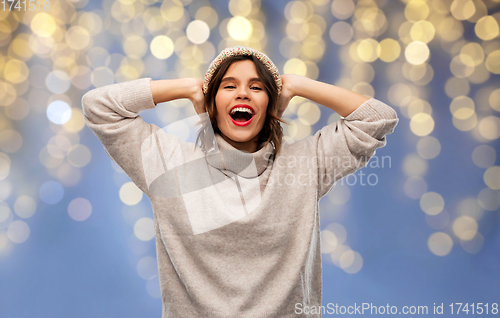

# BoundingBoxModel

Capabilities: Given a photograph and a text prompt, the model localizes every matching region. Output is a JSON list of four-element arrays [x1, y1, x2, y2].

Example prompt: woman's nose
[[236, 87, 250, 100]]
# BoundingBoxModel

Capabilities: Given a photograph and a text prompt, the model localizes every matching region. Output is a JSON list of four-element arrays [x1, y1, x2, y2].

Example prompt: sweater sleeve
[[316, 98, 399, 198], [81, 77, 159, 196]]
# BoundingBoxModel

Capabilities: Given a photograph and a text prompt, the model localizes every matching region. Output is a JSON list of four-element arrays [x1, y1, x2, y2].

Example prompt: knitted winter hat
[[203, 46, 282, 96]]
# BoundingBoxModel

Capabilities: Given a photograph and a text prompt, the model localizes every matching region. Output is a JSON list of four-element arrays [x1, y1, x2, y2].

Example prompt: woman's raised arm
[[279, 74, 369, 117], [81, 77, 203, 196], [151, 78, 206, 115], [278, 74, 399, 198]]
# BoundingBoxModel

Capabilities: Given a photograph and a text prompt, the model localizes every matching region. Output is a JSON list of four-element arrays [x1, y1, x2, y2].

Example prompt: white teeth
[[230, 107, 254, 115]]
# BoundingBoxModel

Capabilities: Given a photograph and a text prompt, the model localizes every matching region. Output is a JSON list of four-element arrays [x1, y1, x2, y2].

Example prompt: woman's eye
[[224, 86, 235, 89], [251, 87, 263, 90]]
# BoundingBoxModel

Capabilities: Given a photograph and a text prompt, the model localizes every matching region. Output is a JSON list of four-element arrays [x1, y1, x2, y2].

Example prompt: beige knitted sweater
[[81, 77, 399, 317]]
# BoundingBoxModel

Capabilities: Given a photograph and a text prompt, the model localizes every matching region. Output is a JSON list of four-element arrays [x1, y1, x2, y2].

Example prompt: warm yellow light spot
[[489, 88, 500, 112], [78, 12, 104, 35], [410, 20, 435, 43], [10, 34, 33, 60], [456, 197, 483, 220], [67, 144, 91, 168], [398, 21, 414, 45], [310, 0, 329, 5], [285, 22, 306, 41], [460, 231, 484, 254], [321, 230, 338, 253], [123, 35, 148, 59], [0, 81, 17, 107], [450, 0, 476, 20], [477, 187, 500, 211], [65, 26, 91, 51], [228, 0, 252, 17], [452, 113, 477, 131], [402, 153, 428, 177], [402, 62, 432, 84], [284, 58, 307, 76], [285, 1, 310, 23], [377, 38, 400, 62], [327, 184, 350, 205], [298, 102, 321, 125], [186, 20, 210, 44], [111, 1, 136, 23], [117, 63, 140, 81], [31, 12, 57, 37], [460, 42, 484, 67], [387, 83, 413, 107], [285, 119, 311, 141], [330, 22, 353, 45], [227, 16, 252, 40], [404, 0, 429, 22], [485, 50, 500, 74], [14, 195, 37, 219], [3, 59, 28, 84], [450, 55, 475, 78], [484, 166, 500, 190], [416, 136, 441, 159], [0, 152, 10, 181], [150, 36, 174, 60], [46, 135, 72, 159], [340, 250, 363, 274], [301, 39, 325, 61], [357, 39, 378, 62], [405, 41, 429, 65], [62, 108, 85, 134], [475, 16, 499, 41], [450, 96, 475, 120], [0, 19, 13, 43], [410, 113, 434, 136], [161, 3, 184, 22], [331, 0, 355, 20], [428, 232, 453, 256], [453, 216, 478, 241], [195, 6, 219, 29], [478, 116, 500, 140], [119, 182, 143, 206], [420, 191, 445, 215], [472, 145, 496, 169], [438, 17, 463, 42], [134, 217, 155, 241], [0, 129, 23, 153]]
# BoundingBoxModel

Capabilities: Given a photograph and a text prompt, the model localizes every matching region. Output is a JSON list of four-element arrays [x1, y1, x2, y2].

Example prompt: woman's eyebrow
[[221, 77, 262, 83]]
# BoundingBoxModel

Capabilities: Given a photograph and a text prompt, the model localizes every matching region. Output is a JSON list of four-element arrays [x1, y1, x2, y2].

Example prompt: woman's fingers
[[276, 75, 295, 117], [188, 79, 206, 115]]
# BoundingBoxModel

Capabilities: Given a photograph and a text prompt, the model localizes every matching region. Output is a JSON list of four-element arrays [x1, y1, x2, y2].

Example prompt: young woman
[[82, 46, 399, 317]]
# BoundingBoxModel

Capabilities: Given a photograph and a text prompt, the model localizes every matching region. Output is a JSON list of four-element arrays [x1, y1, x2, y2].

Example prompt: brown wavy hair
[[195, 55, 288, 156]]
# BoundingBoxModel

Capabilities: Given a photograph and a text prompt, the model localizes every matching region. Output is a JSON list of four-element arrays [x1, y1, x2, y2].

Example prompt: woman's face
[[215, 60, 269, 150]]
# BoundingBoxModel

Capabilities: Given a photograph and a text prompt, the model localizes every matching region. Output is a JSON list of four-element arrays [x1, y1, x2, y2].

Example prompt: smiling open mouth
[[230, 110, 254, 122], [229, 107, 254, 126]]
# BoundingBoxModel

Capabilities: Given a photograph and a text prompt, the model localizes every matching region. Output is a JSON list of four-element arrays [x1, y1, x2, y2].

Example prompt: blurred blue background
[[0, 0, 499, 317]]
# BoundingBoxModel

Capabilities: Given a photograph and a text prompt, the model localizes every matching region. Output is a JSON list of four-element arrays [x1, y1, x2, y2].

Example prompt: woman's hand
[[276, 74, 302, 118], [189, 78, 207, 116], [151, 78, 207, 114]]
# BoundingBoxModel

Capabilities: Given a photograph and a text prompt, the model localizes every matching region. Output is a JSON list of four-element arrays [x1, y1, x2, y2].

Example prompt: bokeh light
[[46, 101, 72, 125], [67, 197, 92, 221], [427, 232, 453, 256], [134, 217, 155, 241]]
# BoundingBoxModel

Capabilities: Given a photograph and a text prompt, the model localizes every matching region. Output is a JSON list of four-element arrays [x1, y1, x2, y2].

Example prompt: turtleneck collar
[[204, 132, 275, 179]]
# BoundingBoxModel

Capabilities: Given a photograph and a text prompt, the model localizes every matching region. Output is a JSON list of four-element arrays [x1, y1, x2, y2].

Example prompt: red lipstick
[[229, 104, 255, 127]]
